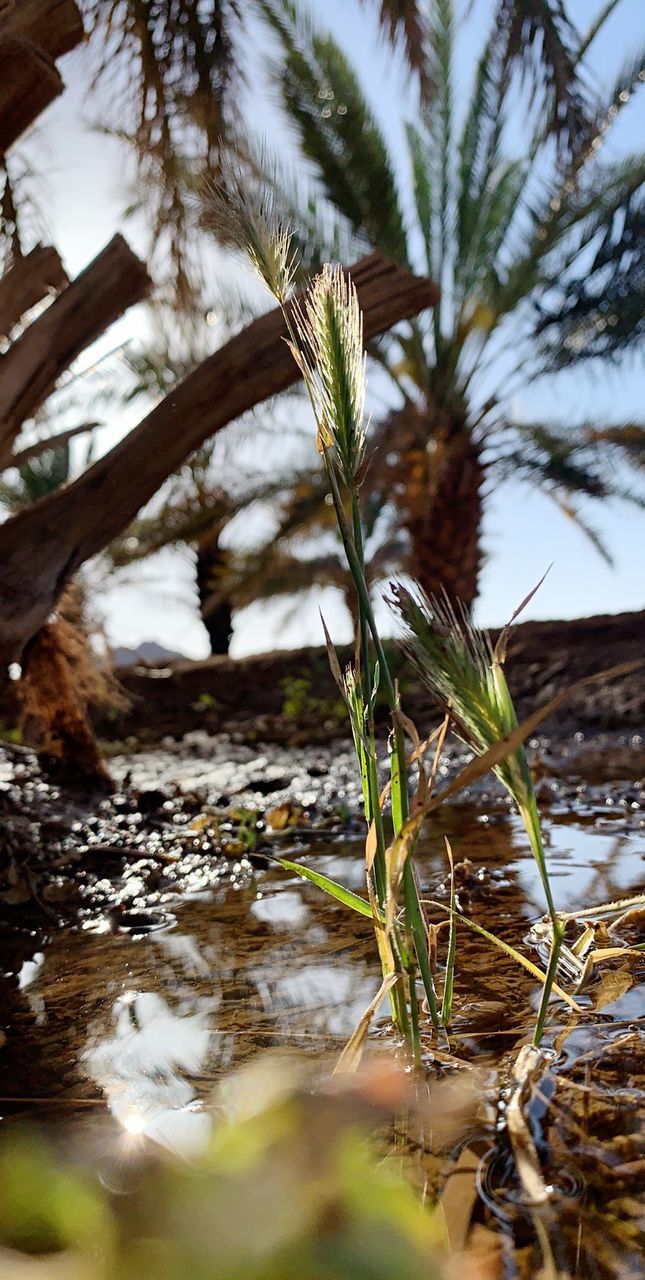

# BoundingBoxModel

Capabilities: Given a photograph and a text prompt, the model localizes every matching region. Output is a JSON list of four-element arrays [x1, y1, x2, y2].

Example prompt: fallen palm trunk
[[0, 0, 83, 153], [0, 41, 64, 156], [1, 0, 83, 61], [0, 234, 151, 464], [0, 253, 438, 672], [0, 245, 68, 337]]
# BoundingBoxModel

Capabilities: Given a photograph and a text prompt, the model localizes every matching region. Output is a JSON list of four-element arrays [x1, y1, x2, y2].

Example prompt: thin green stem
[[533, 919, 566, 1046], [520, 796, 559, 926], [407, 965, 422, 1066]]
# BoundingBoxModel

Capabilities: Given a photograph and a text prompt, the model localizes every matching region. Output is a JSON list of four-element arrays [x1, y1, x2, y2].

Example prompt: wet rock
[[136, 788, 172, 813]]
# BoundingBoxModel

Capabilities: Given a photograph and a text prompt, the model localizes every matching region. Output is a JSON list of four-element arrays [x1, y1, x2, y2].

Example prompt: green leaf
[[259, 0, 408, 264], [272, 856, 375, 919]]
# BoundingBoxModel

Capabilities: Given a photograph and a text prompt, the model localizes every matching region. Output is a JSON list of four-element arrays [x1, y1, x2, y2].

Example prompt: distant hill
[[111, 641, 188, 667]]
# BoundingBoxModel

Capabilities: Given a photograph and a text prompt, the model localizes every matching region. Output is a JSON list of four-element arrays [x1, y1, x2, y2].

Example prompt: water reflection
[[0, 803, 641, 1145], [83, 990, 212, 1156]]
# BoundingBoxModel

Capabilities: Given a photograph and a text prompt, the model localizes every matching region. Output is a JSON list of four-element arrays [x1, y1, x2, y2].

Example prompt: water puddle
[[0, 736, 643, 1276], [1, 807, 642, 1142]]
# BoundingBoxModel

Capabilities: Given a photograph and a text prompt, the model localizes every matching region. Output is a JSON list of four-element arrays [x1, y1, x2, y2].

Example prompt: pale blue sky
[[14, 0, 645, 657]]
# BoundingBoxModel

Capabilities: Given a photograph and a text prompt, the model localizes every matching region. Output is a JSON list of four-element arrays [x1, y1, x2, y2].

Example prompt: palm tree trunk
[[401, 424, 484, 609], [195, 528, 233, 656]]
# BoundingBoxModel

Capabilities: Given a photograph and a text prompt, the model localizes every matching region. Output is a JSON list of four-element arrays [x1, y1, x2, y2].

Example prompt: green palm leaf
[[258, 0, 408, 264]]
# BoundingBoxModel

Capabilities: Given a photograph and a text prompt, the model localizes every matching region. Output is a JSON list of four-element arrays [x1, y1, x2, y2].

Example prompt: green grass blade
[[272, 856, 375, 919], [423, 900, 581, 1015], [390, 746, 406, 835], [532, 920, 566, 1046]]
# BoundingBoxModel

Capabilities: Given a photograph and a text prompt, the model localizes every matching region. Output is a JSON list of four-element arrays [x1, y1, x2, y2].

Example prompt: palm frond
[[582, 423, 645, 470], [258, 0, 408, 264], [456, 160, 527, 328], [597, 41, 645, 135], [360, 0, 431, 93], [547, 493, 613, 566], [405, 122, 435, 278], [0, 445, 71, 510], [84, 0, 245, 309], [497, 0, 591, 156], [501, 426, 610, 499], [535, 182, 645, 366], [576, 0, 622, 63], [456, 14, 511, 274], [226, 546, 353, 609], [495, 421, 645, 523], [484, 148, 645, 327], [428, 0, 454, 310]]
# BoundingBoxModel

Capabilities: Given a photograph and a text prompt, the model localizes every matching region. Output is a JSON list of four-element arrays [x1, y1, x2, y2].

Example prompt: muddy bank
[[94, 609, 644, 745], [1, 724, 643, 922]]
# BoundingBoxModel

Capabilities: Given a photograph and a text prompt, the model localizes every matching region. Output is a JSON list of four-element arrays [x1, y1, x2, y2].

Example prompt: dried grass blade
[[507, 1045, 550, 1205], [333, 972, 399, 1074], [441, 839, 457, 1026], [494, 568, 552, 663]]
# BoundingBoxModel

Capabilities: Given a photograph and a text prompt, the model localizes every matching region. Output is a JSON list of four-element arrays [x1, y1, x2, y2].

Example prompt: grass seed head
[[294, 265, 367, 486], [389, 584, 533, 808], [204, 159, 296, 304]]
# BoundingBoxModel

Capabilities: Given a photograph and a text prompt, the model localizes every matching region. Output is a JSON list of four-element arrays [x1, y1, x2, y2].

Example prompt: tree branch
[[0, 252, 438, 665], [0, 244, 68, 335], [0, 234, 150, 463]]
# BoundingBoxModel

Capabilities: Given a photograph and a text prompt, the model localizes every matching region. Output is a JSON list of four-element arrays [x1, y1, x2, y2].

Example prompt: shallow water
[[0, 734, 643, 1276], [1, 807, 642, 1136]]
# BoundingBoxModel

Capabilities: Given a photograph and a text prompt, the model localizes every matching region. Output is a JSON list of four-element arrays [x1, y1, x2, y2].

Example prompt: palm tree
[[253, 0, 644, 607], [76, 0, 598, 313], [108, 445, 395, 651], [213, 473, 409, 636]]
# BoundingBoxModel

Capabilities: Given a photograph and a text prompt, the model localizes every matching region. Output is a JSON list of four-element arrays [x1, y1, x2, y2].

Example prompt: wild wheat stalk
[[391, 585, 564, 1045], [207, 173, 438, 1053]]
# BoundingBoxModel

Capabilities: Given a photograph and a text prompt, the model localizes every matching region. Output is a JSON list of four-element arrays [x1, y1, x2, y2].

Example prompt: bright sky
[[14, 0, 645, 658]]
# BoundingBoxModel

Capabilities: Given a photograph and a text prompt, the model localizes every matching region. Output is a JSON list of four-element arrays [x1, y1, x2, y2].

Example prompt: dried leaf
[[266, 805, 291, 831], [592, 965, 634, 1012], [189, 813, 211, 832], [319, 611, 345, 696], [365, 819, 377, 872], [438, 1145, 480, 1251]]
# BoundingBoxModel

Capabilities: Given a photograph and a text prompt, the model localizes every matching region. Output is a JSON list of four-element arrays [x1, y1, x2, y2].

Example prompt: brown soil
[[91, 609, 644, 745]]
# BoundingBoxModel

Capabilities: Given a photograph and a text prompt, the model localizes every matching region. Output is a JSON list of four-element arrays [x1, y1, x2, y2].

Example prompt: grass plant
[[390, 586, 565, 1044], [206, 171, 635, 1055], [208, 174, 439, 1058]]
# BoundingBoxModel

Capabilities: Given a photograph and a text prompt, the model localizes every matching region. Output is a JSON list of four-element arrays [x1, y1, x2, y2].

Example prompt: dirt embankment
[[89, 610, 644, 746]]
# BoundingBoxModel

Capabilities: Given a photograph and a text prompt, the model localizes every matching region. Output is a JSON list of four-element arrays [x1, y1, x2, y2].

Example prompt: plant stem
[[349, 481, 439, 1030], [519, 794, 565, 1042], [532, 919, 565, 1046]]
